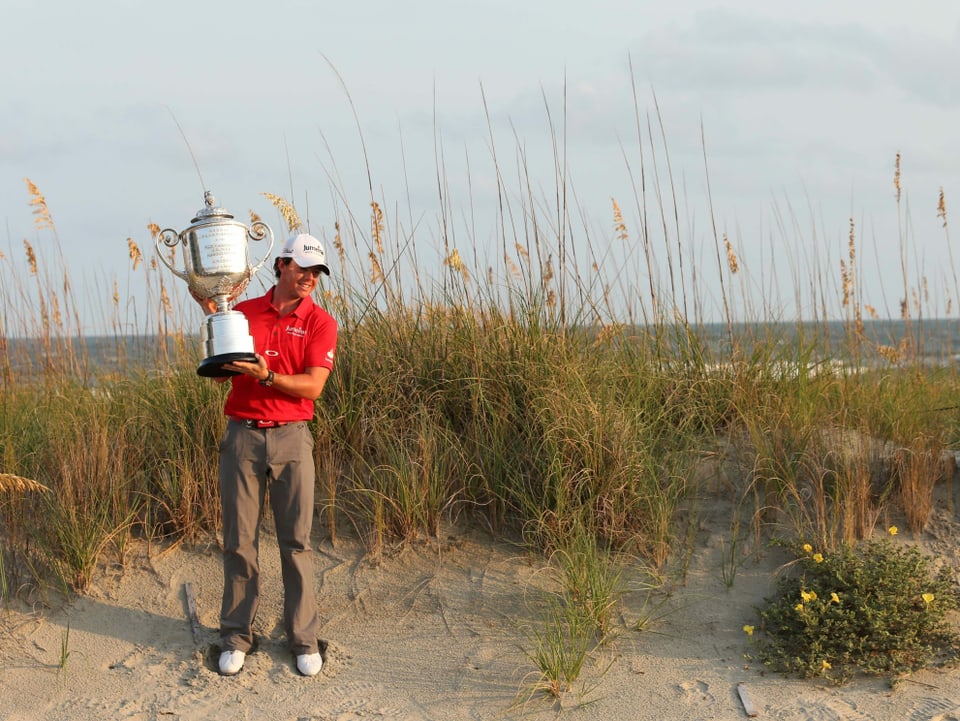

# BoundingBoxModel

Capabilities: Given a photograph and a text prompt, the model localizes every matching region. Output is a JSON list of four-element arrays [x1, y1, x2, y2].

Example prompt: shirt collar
[[267, 286, 315, 319]]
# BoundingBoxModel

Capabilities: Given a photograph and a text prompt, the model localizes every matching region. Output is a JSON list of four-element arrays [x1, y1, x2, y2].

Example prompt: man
[[198, 232, 337, 677]]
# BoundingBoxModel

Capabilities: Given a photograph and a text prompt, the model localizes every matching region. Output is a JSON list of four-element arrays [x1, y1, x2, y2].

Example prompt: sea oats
[[938, 188, 947, 228], [444, 248, 469, 283], [147, 222, 161, 240], [0, 473, 50, 494], [160, 282, 172, 314], [877, 344, 900, 364], [368, 251, 384, 283], [894, 152, 901, 202], [333, 221, 345, 264], [127, 237, 142, 270], [371, 201, 384, 254], [261, 192, 302, 232], [848, 218, 856, 267], [612, 198, 628, 241], [840, 259, 851, 307], [25, 178, 54, 231], [724, 234, 739, 274], [24, 240, 38, 274], [594, 323, 625, 347], [542, 257, 554, 286]]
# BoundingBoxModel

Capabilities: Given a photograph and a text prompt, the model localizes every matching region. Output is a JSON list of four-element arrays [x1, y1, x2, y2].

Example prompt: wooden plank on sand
[[737, 683, 758, 717]]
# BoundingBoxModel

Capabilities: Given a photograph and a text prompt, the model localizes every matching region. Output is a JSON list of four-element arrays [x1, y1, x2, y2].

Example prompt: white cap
[[280, 233, 330, 275]]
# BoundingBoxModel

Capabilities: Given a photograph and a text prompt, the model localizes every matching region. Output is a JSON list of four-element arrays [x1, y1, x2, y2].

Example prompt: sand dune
[[4, 493, 960, 721]]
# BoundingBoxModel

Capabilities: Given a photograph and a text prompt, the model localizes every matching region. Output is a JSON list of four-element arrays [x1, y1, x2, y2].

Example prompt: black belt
[[230, 417, 290, 429]]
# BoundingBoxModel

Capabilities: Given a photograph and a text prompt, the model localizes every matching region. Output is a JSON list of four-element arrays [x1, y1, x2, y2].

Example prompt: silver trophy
[[157, 191, 274, 377]]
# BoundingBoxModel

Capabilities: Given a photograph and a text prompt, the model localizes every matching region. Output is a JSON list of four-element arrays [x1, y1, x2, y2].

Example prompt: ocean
[[2, 318, 959, 380]]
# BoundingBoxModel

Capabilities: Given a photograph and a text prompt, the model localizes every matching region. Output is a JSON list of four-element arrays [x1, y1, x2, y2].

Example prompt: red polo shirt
[[224, 287, 338, 422]]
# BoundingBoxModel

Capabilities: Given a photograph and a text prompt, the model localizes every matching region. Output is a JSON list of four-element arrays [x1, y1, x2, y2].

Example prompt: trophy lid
[[191, 190, 235, 223]]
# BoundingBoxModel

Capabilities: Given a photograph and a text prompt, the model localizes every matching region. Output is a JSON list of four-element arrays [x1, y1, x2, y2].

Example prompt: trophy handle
[[155, 228, 190, 282], [246, 221, 275, 275]]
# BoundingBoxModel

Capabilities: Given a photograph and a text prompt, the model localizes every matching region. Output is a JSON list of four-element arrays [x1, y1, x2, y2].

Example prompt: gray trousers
[[218, 420, 319, 655]]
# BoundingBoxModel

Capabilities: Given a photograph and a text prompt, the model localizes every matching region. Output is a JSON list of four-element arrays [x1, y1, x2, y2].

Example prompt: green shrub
[[752, 532, 960, 684]]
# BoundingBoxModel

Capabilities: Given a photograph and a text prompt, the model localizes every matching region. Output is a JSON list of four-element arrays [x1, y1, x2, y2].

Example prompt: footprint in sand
[[677, 679, 715, 704], [771, 695, 873, 721], [908, 696, 960, 721]]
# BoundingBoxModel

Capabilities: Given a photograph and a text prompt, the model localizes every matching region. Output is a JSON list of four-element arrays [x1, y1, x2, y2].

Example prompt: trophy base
[[198, 310, 257, 377], [197, 352, 258, 378]]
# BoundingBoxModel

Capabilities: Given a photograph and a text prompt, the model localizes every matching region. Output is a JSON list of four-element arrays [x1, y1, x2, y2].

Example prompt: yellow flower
[[831, 592, 840, 604], [813, 553, 824, 563], [795, 603, 804, 612], [801, 590, 818, 602], [888, 526, 898, 536], [821, 659, 832, 670], [922, 593, 935, 604], [743, 625, 754, 636], [802, 543, 813, 553]]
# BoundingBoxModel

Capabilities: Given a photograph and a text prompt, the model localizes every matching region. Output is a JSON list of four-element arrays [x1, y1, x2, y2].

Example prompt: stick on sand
[[184, 583, 202, 645]]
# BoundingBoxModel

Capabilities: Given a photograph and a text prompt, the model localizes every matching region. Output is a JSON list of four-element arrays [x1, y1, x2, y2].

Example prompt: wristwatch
[[259, 370, 275, 387]]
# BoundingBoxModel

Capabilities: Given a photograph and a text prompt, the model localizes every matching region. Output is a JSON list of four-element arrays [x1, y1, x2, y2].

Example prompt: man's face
[[278, 259, 323, 299]]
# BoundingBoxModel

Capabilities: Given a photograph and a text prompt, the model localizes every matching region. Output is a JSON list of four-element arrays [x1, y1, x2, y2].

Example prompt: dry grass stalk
[[371, 201, 384, 254], [894, 152, 901, 202], [893, 441, 940, 533], [444, 248, 469, 283], [51, 293, 62, 326], [127, 238, 142, 270], [612, 198, 628, 241], [369, 252, 384, 283], [23, 240, 38, 274], [332, 221, 345, 266], [160, 282, 172, 315], [724, 234, 739, 274], [261, 192, 302, 233], [25, 178, 54, 231], [0, 473, 50, 494]]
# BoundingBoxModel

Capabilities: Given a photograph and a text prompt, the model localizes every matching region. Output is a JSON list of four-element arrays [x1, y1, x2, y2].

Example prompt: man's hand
[[190, 290, 219, 315], [222, 354, 270, 382]]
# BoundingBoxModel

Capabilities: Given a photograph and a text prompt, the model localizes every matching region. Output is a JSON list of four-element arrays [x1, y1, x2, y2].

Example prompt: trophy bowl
[[156, 191, 273, 377]]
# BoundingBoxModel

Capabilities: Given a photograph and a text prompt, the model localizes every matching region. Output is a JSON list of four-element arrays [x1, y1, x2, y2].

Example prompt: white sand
[[4, 491, 960, 721]]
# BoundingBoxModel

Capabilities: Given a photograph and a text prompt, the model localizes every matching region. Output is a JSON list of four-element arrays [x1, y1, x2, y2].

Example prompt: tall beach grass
[[1, 90, 958, 611]]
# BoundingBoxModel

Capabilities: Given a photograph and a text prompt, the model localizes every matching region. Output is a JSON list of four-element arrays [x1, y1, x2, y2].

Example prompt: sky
[[3, 0, 960, 332]]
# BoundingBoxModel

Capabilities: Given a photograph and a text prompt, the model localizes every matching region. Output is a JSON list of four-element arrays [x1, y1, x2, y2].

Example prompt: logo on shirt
[[286, 326, 307, 338]]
